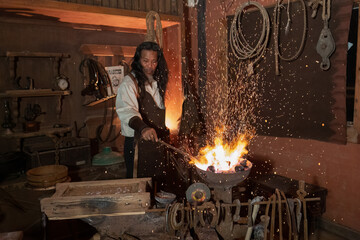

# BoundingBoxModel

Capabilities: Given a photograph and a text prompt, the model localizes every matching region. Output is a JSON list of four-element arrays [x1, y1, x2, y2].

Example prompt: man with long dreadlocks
[[116, 41, 171, 190]]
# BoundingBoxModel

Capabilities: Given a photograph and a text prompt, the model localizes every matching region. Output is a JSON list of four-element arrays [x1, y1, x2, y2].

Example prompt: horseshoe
[[198, 202, 217, 227], [170, 203, 184, 230]]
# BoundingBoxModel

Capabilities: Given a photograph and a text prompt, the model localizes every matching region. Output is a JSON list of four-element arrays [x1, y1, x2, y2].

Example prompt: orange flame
[[165, 80, 183, 134], [190, 127, 249, 173]]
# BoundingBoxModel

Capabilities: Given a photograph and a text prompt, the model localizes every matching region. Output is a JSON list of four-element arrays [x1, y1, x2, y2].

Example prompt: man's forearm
[[128, 116, 149, 133]]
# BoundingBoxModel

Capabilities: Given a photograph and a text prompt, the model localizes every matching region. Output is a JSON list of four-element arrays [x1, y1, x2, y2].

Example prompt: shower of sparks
[[183, 3, 267, 172]]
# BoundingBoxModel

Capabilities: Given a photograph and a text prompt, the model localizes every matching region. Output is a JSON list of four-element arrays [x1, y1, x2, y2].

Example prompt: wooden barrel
[[26, 165, 68, 188]]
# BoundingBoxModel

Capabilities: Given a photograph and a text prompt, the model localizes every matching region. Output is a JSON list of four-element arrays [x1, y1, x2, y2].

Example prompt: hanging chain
[[50, 135, 62, 165], [55, 139, 60, 165]]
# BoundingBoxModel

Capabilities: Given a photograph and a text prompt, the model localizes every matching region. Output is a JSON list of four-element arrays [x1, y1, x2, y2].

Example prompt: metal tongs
[[158, 139, 199, 162]]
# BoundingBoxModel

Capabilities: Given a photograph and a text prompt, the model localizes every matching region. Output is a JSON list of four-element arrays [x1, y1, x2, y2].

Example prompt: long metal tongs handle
[[158, 139, 199, 162]]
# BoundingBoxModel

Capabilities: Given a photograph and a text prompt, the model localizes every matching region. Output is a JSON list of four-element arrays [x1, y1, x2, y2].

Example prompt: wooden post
[[133, 142, 138, 178], [354, 2, 360, 142]]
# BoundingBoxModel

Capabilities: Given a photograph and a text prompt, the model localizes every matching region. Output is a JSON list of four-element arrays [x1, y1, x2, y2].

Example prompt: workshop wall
[[0, 19, 144, 154], [184, 0, 360, 234]]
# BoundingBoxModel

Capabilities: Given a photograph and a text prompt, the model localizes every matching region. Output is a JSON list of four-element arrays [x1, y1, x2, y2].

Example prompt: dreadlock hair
[[131, 41, 169, 102]]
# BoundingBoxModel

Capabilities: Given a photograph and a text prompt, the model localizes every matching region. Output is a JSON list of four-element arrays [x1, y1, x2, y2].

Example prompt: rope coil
[[229, 1, 270, 75]]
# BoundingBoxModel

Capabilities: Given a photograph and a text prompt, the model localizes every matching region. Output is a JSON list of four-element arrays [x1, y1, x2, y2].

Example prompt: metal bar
[[165, 197, 321, 210], [158, 139, 199, 162]]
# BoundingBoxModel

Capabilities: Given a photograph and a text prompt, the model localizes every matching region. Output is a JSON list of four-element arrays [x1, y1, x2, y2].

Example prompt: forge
[[195, 159, 252, 203]]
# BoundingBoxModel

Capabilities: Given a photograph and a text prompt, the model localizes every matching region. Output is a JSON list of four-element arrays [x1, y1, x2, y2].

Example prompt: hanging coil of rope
[[229, 1, 270, 75], [144, 11, 163, 48], [273, 0, 307, 75]]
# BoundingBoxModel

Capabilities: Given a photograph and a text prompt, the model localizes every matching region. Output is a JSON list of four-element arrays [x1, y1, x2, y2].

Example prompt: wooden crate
[[41, 178, 152, 220]]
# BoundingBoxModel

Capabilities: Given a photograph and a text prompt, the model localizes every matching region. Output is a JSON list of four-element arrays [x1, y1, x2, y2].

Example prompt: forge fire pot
[[195, 161, 252, 203]]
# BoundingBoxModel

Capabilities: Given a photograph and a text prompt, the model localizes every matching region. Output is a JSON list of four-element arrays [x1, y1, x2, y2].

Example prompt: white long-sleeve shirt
[[115, 73, 164, 137]]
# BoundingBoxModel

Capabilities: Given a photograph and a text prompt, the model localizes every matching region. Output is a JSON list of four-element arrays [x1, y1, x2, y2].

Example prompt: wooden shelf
[[0, 89, 71, 98], [80, 44, 136, 58], [6, 51, 71, 58], [0, 126, 72, 139]]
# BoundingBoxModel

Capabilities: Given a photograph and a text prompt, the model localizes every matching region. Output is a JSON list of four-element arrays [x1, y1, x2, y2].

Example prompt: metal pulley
[[185, 182, 211, 203], [313, 0, 335, 71], [316, 25, 335, 71]]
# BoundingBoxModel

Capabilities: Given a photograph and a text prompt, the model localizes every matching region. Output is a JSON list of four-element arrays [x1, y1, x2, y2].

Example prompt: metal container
[[195, 160, 252, 188], [195, 160, 252, 203]]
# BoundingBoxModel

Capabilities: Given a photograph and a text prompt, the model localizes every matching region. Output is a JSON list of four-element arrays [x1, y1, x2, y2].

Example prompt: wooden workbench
[[40, 178, 152, 220]]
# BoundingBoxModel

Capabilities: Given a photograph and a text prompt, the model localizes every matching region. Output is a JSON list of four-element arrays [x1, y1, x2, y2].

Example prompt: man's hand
[[141, 128, 158, 142]]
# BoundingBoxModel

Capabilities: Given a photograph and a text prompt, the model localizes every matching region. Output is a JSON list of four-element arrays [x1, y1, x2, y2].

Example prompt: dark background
[[227, 0, 352, 144]]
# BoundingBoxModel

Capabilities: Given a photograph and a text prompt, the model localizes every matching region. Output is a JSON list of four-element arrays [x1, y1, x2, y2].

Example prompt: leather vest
[[128, 74, 170, 180]]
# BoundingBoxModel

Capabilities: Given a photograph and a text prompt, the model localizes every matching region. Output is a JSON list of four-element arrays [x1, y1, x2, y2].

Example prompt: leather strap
[[127, 73, 140, 99]]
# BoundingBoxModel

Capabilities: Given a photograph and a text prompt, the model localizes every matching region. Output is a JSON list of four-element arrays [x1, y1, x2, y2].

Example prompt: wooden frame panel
[[41, 178, 152, 220]]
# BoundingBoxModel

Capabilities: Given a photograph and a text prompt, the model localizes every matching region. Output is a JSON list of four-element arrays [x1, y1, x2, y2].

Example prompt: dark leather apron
[[128, 74, 171, 190]]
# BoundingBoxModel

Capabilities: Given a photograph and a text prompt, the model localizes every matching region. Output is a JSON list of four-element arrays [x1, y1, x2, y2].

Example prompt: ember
[[190, 127, 251, 173]]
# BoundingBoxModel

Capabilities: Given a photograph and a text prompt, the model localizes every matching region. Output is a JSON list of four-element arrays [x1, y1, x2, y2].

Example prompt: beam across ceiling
[[0, 0, 181, 30]]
